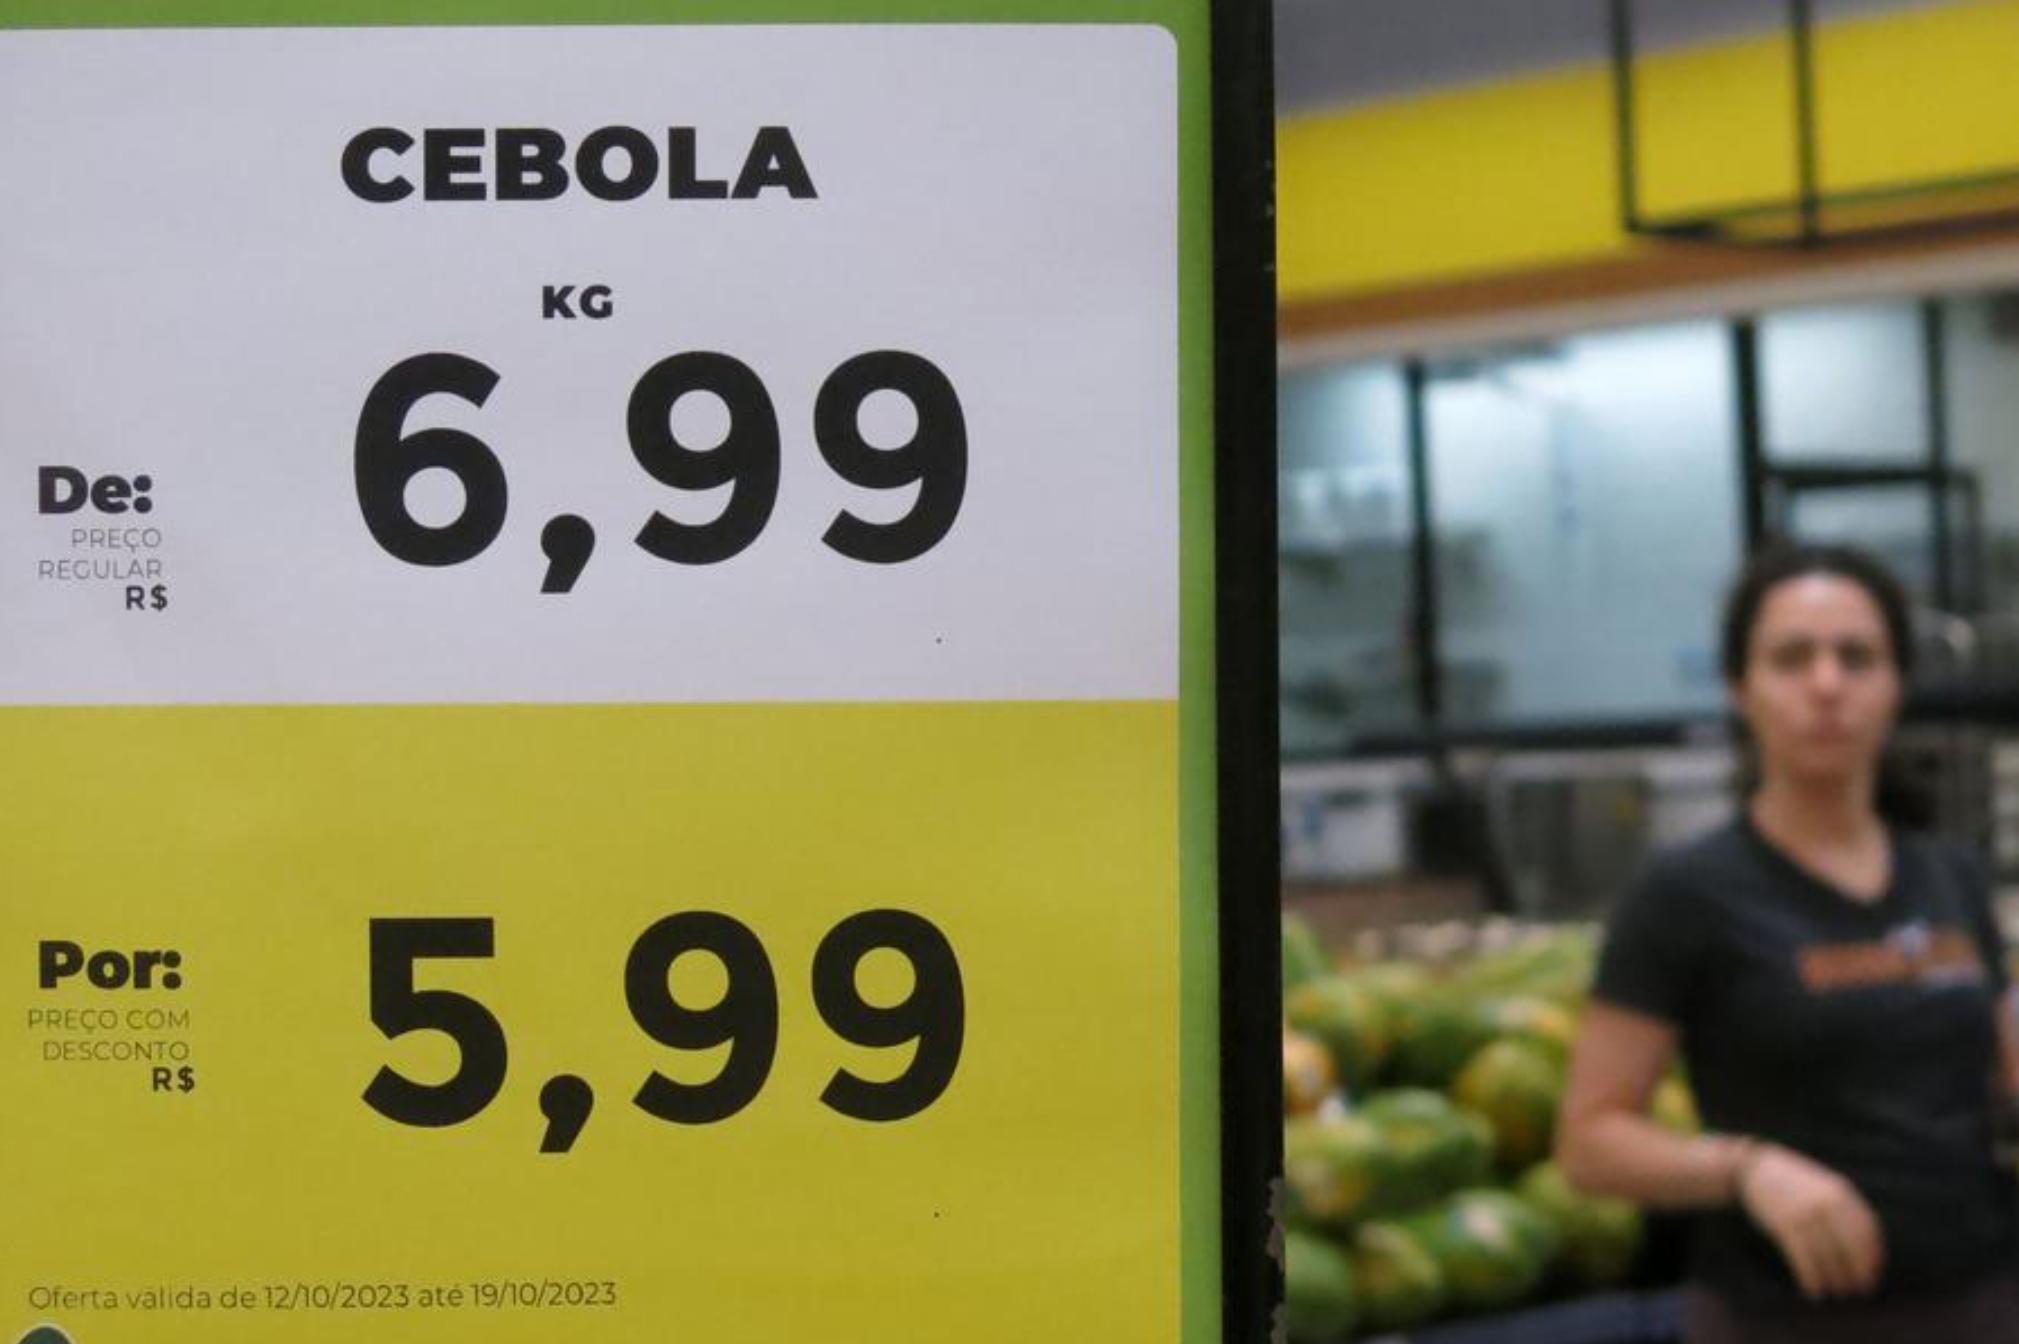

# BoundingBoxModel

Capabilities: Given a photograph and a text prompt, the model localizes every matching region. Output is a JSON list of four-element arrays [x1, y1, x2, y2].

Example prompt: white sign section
[[0, 26, 1176, 705]]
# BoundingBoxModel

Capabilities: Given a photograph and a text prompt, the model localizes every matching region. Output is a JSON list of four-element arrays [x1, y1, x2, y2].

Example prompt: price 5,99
[[354, 349, 968, 593], [362, 910, 963, 1152]]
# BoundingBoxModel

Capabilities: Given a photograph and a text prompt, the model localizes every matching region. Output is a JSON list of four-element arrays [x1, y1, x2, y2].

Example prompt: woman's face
[[1730, 573, 1902, 788]]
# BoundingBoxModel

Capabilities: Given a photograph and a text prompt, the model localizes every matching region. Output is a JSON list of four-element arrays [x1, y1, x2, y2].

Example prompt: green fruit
[[1453, 1107, 1495, 1171], [1284, 1115, 1402, 1230], [1518, 1160, 1645, 1288], [1347, 1221, 1445, 1332], [1357, 960, 1435, 1012], [1456, 931, 1596, 1005], [1651, 1075, 1701, 1135], [1404, 1189, 1558, 1312], [1286, 976, 1392, 1091], [1387, 992, 1496, 1088], [1283, 914, 1333, 994], [1449, 1038, 1566, 1172], [1359, 1087, 1453, 1125], [1360, 1089, 1492, 1206], [1284, 1229, 1356, 1343], [1480, 995, 1580, 1063], [1459, 1188, 1561, 1265]]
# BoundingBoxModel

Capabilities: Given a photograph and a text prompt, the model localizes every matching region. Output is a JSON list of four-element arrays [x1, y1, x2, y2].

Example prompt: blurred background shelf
[[1358, 1288, 1683, 1344]]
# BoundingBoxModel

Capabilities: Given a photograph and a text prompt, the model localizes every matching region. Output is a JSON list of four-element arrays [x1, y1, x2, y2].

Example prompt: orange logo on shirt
[[1796, 923, 1987, 992]]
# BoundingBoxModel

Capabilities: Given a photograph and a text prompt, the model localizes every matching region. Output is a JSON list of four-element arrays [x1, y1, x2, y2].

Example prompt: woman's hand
[[1736, 1144, 1885, 1299]]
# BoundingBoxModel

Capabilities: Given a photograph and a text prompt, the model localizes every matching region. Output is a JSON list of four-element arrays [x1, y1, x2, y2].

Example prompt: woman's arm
[[1555, 1002, 1745, 1208], [1557, 1001, 1885, 1300]]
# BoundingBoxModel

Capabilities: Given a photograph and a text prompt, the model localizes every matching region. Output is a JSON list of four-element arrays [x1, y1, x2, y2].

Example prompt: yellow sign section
[[2, 701, 1176, 1344]]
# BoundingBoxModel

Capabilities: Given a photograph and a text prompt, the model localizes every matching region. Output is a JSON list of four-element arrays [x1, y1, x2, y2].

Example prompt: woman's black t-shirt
[[1593, 819, 2018, 1305]]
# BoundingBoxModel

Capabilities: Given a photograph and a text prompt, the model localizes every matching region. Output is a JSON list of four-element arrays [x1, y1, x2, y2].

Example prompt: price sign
[[0, 6, 1276, 1344]]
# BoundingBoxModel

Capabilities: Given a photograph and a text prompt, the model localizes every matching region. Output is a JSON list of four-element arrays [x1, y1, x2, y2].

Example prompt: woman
[[1556, 542, 2019, 1342]]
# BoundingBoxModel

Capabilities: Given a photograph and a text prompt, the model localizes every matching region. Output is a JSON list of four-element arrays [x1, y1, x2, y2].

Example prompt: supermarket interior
[[1272, 2, 2019, 1340]]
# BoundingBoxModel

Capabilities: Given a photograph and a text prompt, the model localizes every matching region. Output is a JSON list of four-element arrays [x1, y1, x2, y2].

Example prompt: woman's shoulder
[[1635, 818, 1756, 901], [1592, 824, 1748, 996]]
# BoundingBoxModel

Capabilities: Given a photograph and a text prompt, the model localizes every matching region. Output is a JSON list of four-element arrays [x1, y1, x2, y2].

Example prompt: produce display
[[1281, 914, 1689, 1341]]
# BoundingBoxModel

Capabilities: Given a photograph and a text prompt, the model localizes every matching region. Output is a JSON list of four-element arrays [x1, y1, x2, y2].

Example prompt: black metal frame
[[1403, 357, 1441, 723], [1762, 465, 1981, 598], [1210, 2, 1280, 1342], [1750, 300, 1985, 612], [1610, 0, 2019, 247], [1732, 319, 1770, 546]]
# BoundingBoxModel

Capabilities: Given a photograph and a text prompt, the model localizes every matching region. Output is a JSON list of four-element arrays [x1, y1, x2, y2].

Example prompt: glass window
[[1760, 300, 1928, 462], [1424, 321, 1741, 727], [1277, 294, 2019, 749], [1278, 360, 1415, 754]]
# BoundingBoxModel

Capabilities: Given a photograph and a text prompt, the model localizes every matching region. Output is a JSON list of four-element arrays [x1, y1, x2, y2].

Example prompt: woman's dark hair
[[1718, 540, 1929, 827], [1720, 540, 1916, 684]]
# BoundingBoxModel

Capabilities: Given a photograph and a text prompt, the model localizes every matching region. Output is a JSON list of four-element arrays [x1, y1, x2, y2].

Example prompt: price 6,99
[[362, 910, 963, 1152], [354, 349, 968, 593]]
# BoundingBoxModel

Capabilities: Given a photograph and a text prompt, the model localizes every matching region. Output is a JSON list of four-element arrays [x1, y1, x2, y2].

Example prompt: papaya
[[1286, 976, 1392, 1092], [1480, 995, 1580, 1064], [1403, 1189, 1558, 1313], [1386, 991, 1496, 1088], [1284, 1115, 1404, 1230], [1284, 1029, 1339, 1117], [1650, 1074, 1701, 1135], [1284, 1229, 1356, 1342], [1517, 1160, 1645, 1289], [1347, 1221, 1445, 1332], [1449, 1038, 1566, 1173], [1359, 1088, 1492, 1207]]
